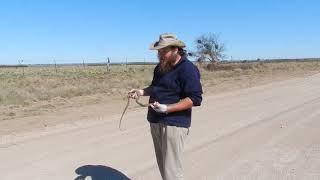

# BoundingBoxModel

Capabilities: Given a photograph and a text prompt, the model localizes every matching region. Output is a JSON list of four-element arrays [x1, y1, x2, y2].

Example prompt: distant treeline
[[219, 58, 320, 64], [0, 65, 28, 68], [1, 58, 319, 68]]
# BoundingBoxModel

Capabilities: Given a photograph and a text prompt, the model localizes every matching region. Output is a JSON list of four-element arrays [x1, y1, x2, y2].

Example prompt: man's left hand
[[150, 102, 168, 114]]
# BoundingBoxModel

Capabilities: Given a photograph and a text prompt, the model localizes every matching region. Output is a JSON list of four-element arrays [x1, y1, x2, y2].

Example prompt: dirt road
[[1, 73, 320, 180]]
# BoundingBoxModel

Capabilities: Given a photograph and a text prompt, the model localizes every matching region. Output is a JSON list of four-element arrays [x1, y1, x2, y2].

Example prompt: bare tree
[[191, 33, 226, 63]]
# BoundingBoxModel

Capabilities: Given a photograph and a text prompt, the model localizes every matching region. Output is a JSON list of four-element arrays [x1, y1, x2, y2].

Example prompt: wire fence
[[0, 57, 162, 77], [0, 57, 159, 67], [1, 57, 319, 72]]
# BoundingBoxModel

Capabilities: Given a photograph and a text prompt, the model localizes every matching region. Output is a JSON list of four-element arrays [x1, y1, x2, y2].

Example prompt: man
[[128, 33, 203, 180]]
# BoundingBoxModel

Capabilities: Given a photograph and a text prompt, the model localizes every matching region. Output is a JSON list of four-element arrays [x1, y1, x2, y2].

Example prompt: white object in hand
[[150, 102, 168, 113]]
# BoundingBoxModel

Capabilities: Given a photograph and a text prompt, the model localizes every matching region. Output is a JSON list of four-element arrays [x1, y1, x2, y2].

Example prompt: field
[[1, 61, 320, 121]]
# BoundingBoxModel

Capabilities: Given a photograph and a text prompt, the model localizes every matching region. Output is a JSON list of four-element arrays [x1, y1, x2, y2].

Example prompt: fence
[[0, 57, 162, 77], [1, 57, 319, 70]]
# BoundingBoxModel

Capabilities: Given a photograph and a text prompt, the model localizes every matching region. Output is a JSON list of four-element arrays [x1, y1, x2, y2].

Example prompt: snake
[[119, 95, 149, 130]]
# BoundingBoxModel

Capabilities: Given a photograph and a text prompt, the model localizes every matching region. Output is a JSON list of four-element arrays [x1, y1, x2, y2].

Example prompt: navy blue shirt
[[147, 57, 203, 128]]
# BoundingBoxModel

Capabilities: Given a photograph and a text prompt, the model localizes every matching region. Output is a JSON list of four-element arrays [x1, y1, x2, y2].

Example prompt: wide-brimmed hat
[[150, 33, 186, 50]]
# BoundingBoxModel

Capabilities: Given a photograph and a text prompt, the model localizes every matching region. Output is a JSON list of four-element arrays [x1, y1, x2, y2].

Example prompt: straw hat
[[150, 33, 186, 50]]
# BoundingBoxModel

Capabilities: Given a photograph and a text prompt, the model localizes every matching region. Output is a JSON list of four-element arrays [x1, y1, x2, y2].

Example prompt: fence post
[[18, 59, 24, 76], [125, 57, 128, 72], [107, 57, 110, 72], [54, 59, 58, 74]]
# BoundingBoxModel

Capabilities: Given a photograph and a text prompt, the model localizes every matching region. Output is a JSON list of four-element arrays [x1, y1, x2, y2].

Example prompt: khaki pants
[[150, 123, 189, 180]]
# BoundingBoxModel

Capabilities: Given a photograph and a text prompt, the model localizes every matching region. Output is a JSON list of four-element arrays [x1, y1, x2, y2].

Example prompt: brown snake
[[119, 95, 149, 130]]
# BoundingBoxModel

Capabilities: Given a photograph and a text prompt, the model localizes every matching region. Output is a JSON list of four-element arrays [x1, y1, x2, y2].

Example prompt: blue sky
[[0, 0, 319, 64]]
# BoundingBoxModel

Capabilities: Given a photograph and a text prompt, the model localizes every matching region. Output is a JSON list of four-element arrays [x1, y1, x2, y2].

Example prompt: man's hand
[[150, 101, 168, 113], [128, 89, 144, 99]]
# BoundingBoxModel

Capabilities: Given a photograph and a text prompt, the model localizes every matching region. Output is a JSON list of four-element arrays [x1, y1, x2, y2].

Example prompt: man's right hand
[[128, 89, 144, 99]]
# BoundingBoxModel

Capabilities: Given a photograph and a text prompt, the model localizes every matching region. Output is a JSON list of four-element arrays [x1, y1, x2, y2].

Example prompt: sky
[[0, 0, 319, 64]]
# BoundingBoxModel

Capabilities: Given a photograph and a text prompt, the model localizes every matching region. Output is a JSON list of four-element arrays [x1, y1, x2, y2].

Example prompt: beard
[[158, 53, 179, 73]]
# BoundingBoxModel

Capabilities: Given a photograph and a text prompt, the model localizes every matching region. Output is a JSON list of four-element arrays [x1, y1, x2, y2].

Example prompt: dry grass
[[1, 61, 320, 120], [199, 61, 320, 94], [0, 65, 154, 106]]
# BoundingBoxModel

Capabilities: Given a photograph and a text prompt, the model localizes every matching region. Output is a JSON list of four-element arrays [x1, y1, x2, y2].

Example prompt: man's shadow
[[75, 165, 131, 180]]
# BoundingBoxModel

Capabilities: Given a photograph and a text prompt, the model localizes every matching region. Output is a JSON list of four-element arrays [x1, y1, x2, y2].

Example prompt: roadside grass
[[0, 65, 154, 106], [1, 60, 320, 108], [0, 61, 320, 120]]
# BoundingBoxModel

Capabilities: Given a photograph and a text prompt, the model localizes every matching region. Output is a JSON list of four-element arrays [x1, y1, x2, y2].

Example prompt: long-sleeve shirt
[[147, 57, 203, 128]]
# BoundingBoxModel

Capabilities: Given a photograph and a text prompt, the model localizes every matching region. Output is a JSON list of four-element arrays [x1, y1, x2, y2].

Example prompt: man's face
[[157, 46, 179, 73], [158, 46, 175, 61]]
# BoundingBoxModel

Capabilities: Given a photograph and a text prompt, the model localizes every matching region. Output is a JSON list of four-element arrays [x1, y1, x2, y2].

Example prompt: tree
[[191, 33, 226, 63]]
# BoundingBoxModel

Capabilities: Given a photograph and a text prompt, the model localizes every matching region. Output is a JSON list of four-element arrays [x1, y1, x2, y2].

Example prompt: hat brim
[[149, 41, 186, 50]]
